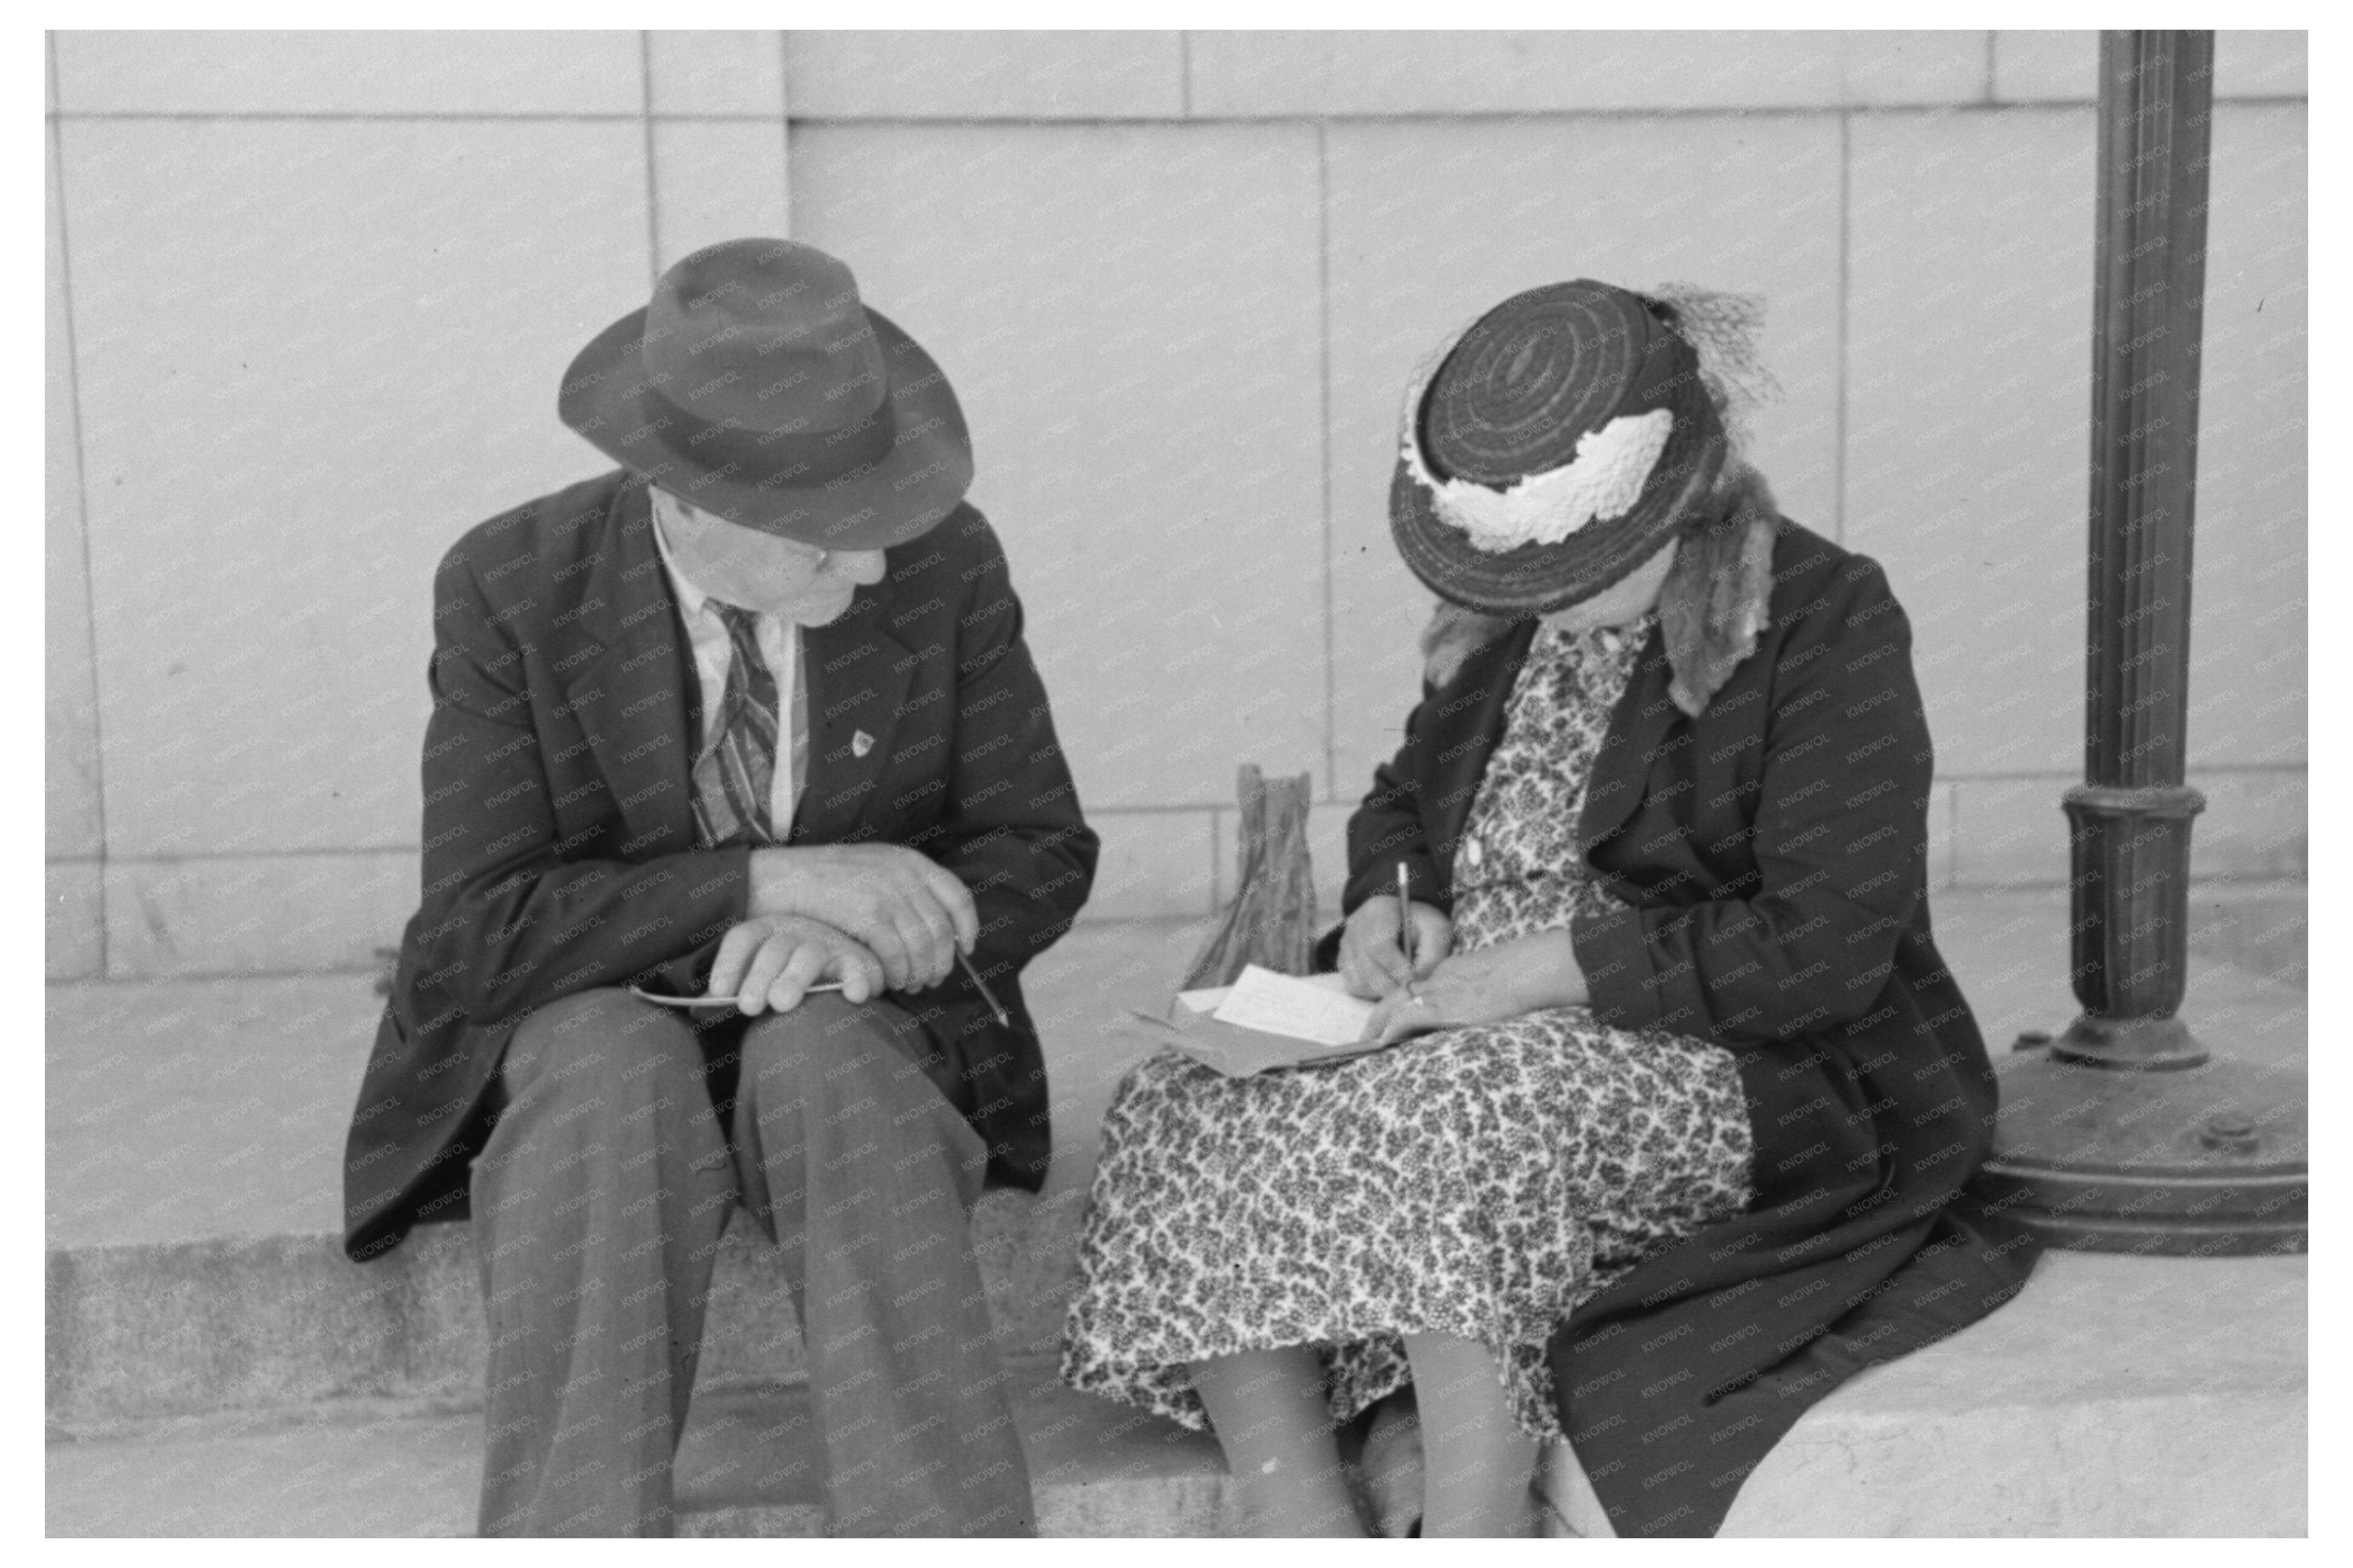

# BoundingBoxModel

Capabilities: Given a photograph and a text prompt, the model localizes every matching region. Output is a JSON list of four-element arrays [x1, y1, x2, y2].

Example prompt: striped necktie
[[691, 602, 782, 848]]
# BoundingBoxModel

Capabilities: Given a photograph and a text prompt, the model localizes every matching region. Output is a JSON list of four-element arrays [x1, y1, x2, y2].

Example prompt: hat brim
[[1389, 407, 1725, 618], [558, 304, 973, 551]]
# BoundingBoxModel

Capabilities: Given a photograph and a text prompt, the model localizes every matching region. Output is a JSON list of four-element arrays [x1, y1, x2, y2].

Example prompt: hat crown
[[557, 235, 975, 549], [1421, 280, 1693, 489], [640, 238, 887, 438], [1389, 276, 1731, 617]]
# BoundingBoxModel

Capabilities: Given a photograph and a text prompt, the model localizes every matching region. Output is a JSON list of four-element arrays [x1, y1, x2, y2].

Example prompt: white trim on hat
[[1395, 343, 1672, 557]]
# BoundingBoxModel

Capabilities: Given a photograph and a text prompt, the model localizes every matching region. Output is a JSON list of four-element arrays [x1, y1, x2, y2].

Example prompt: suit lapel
[[563, 478, 700, 857], [555, 478, 925, 854], [791, 595, 915, 845]]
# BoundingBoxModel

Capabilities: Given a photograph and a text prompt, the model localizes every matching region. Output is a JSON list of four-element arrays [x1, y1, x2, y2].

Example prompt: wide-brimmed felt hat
[[1390, 279, 1727, 617], [559, 237, 973, 551]]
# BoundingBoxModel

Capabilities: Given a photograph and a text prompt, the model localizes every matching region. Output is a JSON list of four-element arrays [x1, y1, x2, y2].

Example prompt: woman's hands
[[1338, 896, 1454, 999], [1359, 928, 1590, 1046], [707, 914, 886, 1016]]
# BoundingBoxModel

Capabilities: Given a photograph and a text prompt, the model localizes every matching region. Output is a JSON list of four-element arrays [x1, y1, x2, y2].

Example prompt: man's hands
[[707, 915, 885, 1016], [714, 846, 979, 1016], [1337, 895, 1454, 999], [1358, 928, 1591, 1047], [748, 844, 978, 993]]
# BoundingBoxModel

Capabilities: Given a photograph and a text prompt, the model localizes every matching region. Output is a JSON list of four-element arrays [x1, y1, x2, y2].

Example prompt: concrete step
[[46, 1355, 1229, 1537], [46, 1198, 1085, 1432], [46, 894, 2311, 1534], [1713, 1250, 2305, 1536], [46, 920, 1199, 1429], [47, 1253, 2308, 1536], [49, 896, 2311, 1431]]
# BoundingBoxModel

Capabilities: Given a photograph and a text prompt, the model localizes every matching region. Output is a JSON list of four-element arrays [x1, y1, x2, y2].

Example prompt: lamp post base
[[2049, 1011, 2209, 1071], [1975, 1044, 2306, 1257]]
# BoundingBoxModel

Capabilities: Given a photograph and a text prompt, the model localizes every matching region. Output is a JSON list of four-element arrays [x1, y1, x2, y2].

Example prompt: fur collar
[[1420, 460, 1780, 717]]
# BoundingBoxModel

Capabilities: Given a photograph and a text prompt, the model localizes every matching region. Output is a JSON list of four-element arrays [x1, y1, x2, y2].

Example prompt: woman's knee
[[502, 986, 704, 1106]]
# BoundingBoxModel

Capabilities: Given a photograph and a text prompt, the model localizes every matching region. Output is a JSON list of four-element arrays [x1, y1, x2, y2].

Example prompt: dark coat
[[343, 471, 1098, 1260], [1329, 517, 2039, 1537]]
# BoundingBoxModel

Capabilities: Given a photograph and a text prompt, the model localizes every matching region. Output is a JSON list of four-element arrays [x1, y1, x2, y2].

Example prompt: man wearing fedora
[[341, 238, 1098, 1536]]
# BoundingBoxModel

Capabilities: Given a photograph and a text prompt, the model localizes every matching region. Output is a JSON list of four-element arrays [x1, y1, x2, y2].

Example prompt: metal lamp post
[[1972, 31, 2307, 1253]]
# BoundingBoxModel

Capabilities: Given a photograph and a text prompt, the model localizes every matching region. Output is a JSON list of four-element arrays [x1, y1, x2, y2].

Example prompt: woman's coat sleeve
[[1574, 557, 1935, 1047], [1341, 693, 1448, 917]]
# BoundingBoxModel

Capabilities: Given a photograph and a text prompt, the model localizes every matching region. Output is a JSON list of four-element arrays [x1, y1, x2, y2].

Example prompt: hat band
[[1407, 413, 1671, 554], [642, 384, 901, 495], [1394, 325, 1688, 555]]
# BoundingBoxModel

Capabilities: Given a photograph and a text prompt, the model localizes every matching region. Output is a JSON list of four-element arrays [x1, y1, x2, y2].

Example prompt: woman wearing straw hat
[[1059, 281, 2038, 1537]]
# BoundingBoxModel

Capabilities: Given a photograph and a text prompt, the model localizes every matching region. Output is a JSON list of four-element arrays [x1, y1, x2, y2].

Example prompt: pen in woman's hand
[[1397, 862, 1415, 980]]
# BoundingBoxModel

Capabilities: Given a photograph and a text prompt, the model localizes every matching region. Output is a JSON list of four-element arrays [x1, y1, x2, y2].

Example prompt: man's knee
[[743, 994, 888, 1077], [503, 987, 703, 1107], [740, 997, 985, 1204], [741, 996, 947, 1120]]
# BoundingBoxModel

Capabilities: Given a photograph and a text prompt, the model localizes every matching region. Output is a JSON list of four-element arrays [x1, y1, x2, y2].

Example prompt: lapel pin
[[851, 729, 875, 758]]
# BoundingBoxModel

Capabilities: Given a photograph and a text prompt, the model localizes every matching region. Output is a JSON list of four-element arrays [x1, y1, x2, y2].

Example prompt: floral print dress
[[1058, 616, 1756, 1440]]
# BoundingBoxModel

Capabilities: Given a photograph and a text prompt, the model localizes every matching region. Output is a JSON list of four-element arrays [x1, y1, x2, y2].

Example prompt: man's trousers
[[468, 986, 1034, 1536]]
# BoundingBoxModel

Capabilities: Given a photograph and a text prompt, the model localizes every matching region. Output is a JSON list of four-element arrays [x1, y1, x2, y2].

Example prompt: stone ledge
[[1723, 1388, 2304, 1536], [1540, 1250, 2305, 1538], [45, 899, 2309, 1532], [48, 1254, 2308, 1537], [48, 1354, 1227, 1538], [47, 1192, 1085, 1433]]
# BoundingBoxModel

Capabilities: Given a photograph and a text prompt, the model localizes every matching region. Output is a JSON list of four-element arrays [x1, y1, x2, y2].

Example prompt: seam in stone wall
[[48, 35, 108, 980]]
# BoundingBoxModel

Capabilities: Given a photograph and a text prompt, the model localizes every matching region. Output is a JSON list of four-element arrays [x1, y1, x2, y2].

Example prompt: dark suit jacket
[[343, 471, 1098, 1260], [1329, 518, 2039, 1536]]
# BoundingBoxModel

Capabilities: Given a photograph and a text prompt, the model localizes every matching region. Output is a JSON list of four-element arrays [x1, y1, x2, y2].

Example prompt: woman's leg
[[1403, 1333, 1543, 1538], [1358, 1392, 1425, 1537], [1189, 1349, 1366, 1537]]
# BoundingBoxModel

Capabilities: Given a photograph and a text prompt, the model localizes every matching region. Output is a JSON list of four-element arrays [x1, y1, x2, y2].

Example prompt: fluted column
[[1975, 29, 2304, 1256], [2055, 29, 2215, 1071]]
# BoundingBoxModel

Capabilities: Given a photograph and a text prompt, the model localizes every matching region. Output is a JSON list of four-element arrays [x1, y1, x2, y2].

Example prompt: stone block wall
[[46, 30, 2306, 980]]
